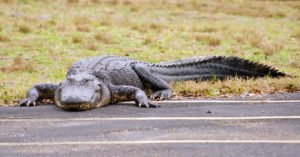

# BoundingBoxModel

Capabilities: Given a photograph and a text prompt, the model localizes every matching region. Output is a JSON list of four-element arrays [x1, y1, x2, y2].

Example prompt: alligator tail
[[149, 56, 288, 82]]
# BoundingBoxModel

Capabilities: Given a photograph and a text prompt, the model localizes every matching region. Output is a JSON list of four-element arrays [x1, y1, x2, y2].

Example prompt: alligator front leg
[[133, 63, 173, 100], [108, 84, 159, 108], [19, 83, 58, 107]]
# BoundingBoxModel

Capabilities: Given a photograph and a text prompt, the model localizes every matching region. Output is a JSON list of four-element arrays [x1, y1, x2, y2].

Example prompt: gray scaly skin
[[19, 55, 288, 111]]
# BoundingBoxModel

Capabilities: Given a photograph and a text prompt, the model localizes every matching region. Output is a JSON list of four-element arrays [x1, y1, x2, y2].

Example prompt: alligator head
[[54, 73, 111, 111]]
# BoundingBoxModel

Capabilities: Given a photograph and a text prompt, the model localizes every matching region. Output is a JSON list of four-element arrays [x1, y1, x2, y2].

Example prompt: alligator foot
[[19, 97, 38, 107], [150, 89, 173, 100], [135, 90, 160, 108], [137, 100, 160, 108]]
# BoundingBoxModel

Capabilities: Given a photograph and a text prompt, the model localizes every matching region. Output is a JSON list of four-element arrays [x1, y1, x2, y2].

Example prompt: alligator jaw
[[59, 103, 95, 111]]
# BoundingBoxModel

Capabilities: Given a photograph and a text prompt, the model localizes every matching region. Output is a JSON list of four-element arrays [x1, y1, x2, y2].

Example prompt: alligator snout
[[61, 96, 90, 104], [54, 76, 102, 111], [59, 86, 95, 105], [59, 95, 94, 111]]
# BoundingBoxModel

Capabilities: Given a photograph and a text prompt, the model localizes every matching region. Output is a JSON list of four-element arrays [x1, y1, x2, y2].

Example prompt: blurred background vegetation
[[0, 0, 299, 105]]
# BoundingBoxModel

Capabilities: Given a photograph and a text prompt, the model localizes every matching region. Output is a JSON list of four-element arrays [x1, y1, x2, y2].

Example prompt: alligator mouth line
[[60, 103, 94, 111]]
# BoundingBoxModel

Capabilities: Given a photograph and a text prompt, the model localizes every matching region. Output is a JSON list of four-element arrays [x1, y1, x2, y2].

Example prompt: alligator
[[19, 55, 288, 111]]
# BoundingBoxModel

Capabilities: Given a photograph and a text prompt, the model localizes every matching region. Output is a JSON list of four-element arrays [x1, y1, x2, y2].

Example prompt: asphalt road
[[0, 92, 300, 157]]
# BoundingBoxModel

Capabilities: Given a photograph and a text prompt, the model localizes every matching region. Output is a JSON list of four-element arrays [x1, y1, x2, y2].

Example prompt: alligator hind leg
[[19, 83, 58, 106], [133, 63, 173, 100]]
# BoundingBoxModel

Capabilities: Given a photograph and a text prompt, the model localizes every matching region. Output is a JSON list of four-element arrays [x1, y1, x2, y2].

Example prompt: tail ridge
[[149, 56, 288, 82]]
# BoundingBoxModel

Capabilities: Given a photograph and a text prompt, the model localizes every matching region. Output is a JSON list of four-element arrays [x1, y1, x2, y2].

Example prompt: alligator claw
[[151, 89, 172, 100], [137, 99, 160, 108], [138, 102, 160, 108], [19, 97, 38, 107]]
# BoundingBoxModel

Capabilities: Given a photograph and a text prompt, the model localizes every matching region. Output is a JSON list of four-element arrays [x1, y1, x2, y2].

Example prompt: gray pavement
[[0, 92, 300, 157]]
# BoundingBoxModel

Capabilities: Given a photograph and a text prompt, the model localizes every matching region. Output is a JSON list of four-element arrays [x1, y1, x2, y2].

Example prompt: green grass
[[1, 0, 300, 105]]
